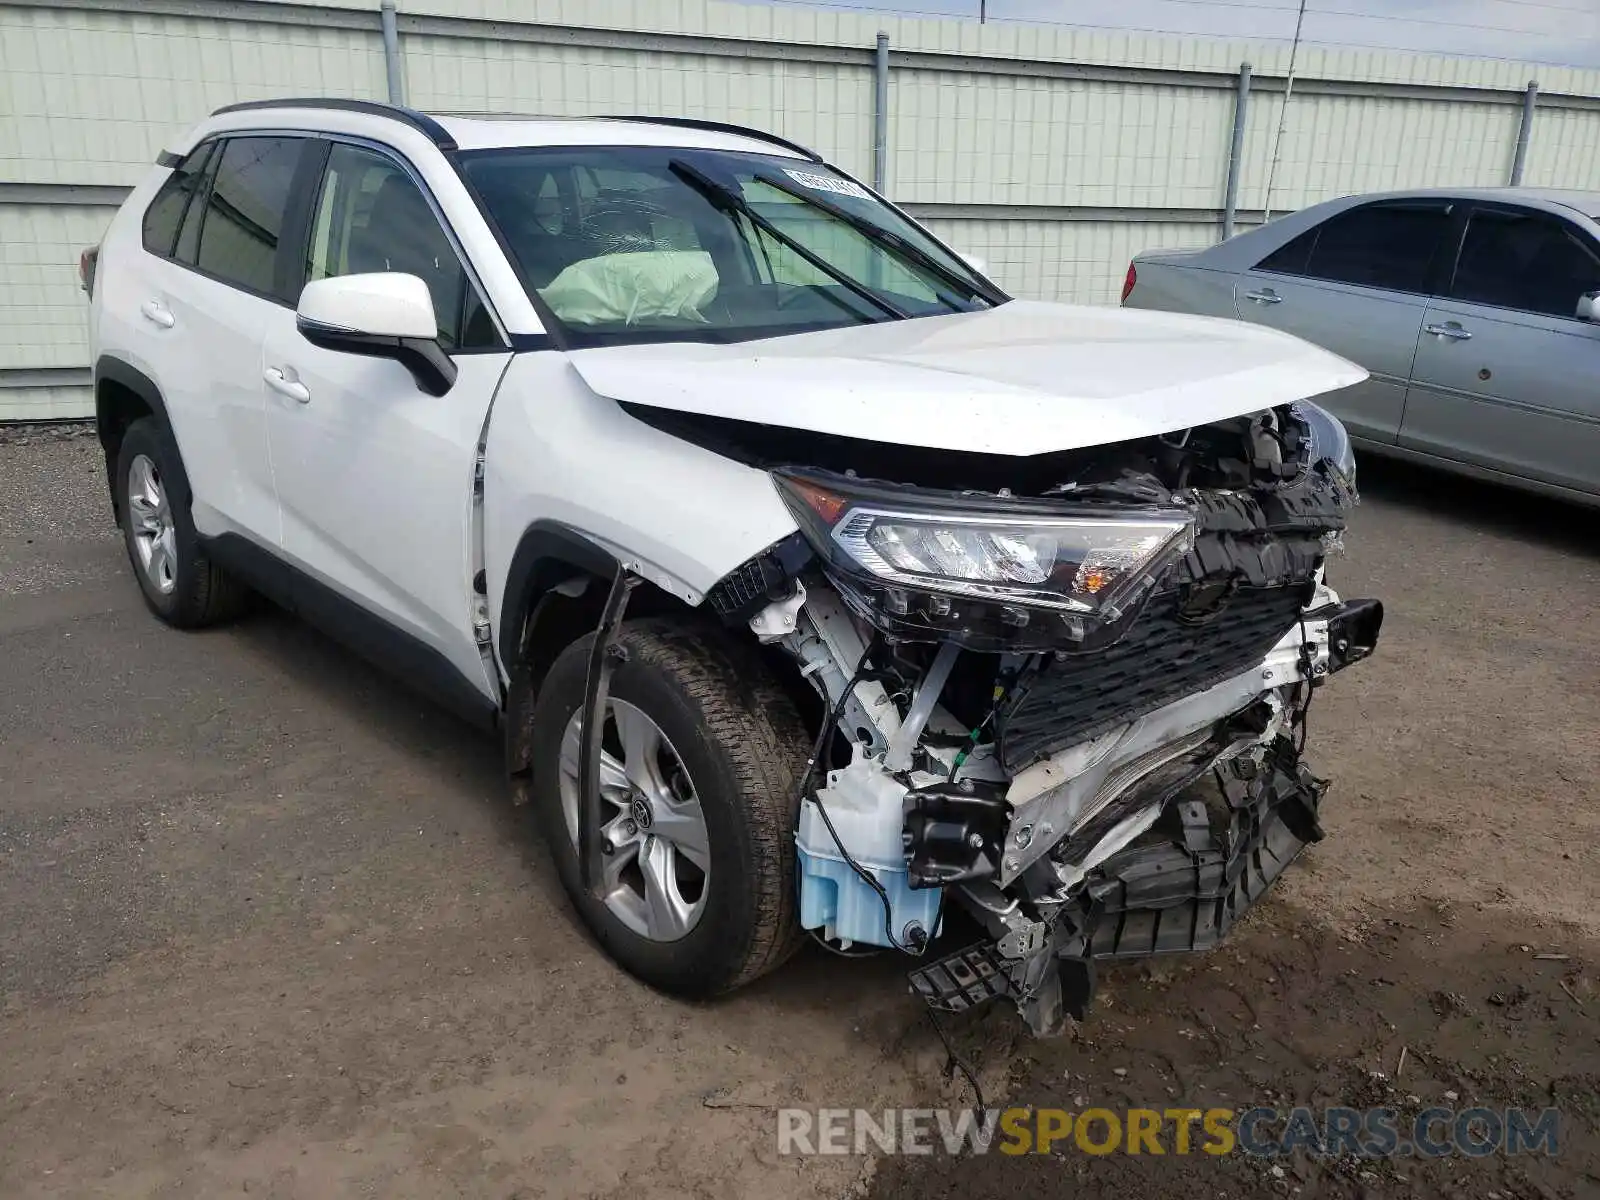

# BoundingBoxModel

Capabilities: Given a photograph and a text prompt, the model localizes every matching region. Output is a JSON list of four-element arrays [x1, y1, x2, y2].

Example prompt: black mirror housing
[[297, 317, 459, 397]]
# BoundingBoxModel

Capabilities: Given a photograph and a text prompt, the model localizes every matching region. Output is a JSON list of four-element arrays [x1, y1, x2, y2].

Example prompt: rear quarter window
[[1255, 228, 1315, 276], [141, 143, 216, 258]]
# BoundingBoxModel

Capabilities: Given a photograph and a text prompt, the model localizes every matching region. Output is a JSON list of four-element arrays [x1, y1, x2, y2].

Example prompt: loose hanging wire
[[1261, 0, 1310, 227]]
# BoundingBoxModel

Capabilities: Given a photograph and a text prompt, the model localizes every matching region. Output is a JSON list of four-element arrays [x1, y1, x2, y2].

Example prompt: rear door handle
[[1424, 322, 1472, 341], [1243, 289, 1282, 305], [139, 300, 175, 328], [263, 366, 310, 404]]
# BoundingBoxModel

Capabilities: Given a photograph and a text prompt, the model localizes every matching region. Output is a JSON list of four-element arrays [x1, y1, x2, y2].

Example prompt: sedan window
[[1256, 202, 1449, 294], [1449, 208, 1600, 319]]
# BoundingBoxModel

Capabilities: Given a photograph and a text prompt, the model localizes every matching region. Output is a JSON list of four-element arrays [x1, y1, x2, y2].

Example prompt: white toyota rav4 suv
[[86, 99, 1382, 1035]]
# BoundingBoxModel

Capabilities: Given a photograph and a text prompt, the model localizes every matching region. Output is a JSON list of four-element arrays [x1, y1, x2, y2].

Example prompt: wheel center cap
[[630, 795, 654, 831]]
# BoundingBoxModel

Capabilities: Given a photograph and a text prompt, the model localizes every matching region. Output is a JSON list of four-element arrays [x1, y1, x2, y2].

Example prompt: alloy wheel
[[127, 453, 177, 596], [558, 699, 711, 941]]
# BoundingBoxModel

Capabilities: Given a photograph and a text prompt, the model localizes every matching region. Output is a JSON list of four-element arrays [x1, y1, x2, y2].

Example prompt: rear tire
[[528, 619, 810, 997], [115, 417, 250, 628]]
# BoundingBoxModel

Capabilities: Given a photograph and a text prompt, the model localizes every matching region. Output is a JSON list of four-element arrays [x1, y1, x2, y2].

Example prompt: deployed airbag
[[538, 251, 718, 326]]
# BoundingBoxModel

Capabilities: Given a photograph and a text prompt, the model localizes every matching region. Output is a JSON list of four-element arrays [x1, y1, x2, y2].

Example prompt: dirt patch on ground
[[869, 900, 1600, 1199], [1, 446, 1597, 1198]]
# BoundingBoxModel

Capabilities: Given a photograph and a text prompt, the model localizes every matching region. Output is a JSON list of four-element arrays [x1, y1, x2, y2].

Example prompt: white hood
[[568, 300, 1366, 457]]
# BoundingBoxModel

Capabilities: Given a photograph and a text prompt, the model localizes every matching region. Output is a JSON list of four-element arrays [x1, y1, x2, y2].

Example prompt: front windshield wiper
[[668, 160, 909, 322], [749, 170, 1010, 308]]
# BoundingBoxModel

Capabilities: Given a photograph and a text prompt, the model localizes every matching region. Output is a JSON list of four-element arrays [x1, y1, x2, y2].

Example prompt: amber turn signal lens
[[786, 477, 850, 527]]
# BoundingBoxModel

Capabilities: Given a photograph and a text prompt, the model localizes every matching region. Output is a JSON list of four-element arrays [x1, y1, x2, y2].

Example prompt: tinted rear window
[[194, 136, 305, 299], [141, 143, 215, 258], [1257, 203, 1449, 293]]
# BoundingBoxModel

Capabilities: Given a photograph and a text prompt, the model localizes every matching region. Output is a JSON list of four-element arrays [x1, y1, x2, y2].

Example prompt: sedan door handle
[[1424, 322, 1472, 341], [139, 300, 175, 328], [1244, 289, 1283, 305], [263, 366, 310, 404]]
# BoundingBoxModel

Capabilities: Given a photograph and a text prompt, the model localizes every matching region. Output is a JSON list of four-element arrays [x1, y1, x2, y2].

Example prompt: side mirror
[[957, 250, 989, 276], [1577, 290, 1600, 322], [296, 273, 457, 397]]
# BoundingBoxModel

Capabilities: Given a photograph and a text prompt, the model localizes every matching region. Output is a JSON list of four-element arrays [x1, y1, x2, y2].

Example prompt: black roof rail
[[208, 102, 819, 161], [210, 98, 458, 151], [599, 115, 822, 162]]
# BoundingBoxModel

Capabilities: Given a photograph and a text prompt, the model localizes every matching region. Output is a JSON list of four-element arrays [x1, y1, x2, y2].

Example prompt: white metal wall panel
[[890, 73, 1236, 209], [403, 35, 875, 178], [0, 7, 388, 188], [0, 204, 111, 371], [1239, 92, 1525, 213], [0, 385, 93, 422], [920, 217, 1218, 306], [1522, 106, 1600, 191], [374, 0, 1596, 93]]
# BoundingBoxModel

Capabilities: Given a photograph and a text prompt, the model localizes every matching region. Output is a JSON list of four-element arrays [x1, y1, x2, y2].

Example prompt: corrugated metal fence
[[4, 0, 1599, 420]]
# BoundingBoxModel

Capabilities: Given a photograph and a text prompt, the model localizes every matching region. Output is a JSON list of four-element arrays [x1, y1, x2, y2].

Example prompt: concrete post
[[1510, 80, 1538, 186], [873, 32, 890, 194], [380, 0, 405, 106], [1222, 62, 1252, 240]]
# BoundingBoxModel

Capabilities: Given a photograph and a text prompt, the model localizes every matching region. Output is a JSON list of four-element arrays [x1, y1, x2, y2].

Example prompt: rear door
[[112, 136, 305, 544], [142, 134, 316, 545], [1403, 203, 1600, 496], [1231, 200, 1453, 444]]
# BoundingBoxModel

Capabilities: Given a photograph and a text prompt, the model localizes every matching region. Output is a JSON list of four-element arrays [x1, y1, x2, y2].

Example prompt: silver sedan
[[1123, 187, 1600, 506]]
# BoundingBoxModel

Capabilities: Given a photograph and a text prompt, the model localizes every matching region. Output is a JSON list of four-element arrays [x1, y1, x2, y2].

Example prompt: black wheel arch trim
[[94, 355, 192, 511], [498, 521, 620, 668]]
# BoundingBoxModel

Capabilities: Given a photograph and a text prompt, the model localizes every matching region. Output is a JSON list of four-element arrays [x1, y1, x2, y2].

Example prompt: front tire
[[528, 619, 810, 997], [115, 417, 249, 628]]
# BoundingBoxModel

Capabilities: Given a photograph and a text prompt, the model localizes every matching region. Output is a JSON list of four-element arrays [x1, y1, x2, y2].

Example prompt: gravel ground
[[0, 435, 1595, 1198]]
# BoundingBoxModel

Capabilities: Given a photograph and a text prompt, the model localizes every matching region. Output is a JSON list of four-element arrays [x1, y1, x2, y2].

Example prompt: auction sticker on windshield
[[783, 168, 874, 200]]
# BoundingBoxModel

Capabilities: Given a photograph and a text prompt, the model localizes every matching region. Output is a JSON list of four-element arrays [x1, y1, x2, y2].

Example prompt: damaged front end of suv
[[707, 401, 1381, 1036]]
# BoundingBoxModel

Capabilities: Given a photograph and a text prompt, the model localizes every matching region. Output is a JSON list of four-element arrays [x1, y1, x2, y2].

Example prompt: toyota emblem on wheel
[[630, 794, 653, 831]]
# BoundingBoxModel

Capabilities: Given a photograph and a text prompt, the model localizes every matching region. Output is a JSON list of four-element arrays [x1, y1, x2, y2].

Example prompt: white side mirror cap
[[958, 251, 988, 275], [1577, 290, 1600, 322], [298, 272, 438, 341]]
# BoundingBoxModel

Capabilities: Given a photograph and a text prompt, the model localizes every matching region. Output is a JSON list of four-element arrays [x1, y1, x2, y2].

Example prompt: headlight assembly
[[840, 509, 1190, 615], [774, 473, 1194, 643], [1295, 400, 1357, 497]]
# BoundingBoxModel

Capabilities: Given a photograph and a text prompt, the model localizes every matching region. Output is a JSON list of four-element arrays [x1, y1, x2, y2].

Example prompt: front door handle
[[263, 366, 311, 404], [1424, 322, 1472, 341], [139, 300, 175, 328], [1244, 289, 1283, 305]]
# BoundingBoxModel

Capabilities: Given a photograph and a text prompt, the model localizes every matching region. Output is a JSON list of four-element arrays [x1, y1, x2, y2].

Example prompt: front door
[[262, 139, 512, 703]]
